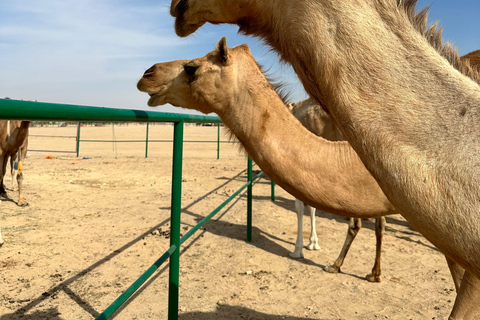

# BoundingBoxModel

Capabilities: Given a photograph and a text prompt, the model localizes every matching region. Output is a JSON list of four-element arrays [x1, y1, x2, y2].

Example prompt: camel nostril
[[143, 66, 156, 78], [170, 0, 179, 17], [170, 0, 185, 17]]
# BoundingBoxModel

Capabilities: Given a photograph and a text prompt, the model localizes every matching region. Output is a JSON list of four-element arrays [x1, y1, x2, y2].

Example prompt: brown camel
[[461, 50, 480, 75], [0, 120, 29, 246], [169, 1, 480, 318], [287, 98, 389, 282], [138, 38, 402, 282], [0, 120, 29, 205], [9, 135, 28, 191]]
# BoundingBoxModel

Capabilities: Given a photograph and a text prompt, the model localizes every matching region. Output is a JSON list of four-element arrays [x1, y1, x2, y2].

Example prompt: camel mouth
[[147, 90, 167, 107], [137, 79, 166, 107], [175, 19, 205, 37], [173, 0, 205, 37]]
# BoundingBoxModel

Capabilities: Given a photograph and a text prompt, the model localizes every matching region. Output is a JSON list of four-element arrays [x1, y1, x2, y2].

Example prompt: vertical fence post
[[168, 120, 184, 320], [247, 157, 253, 242], [217, 123, 220, 160], [271, 181, 275, 201], [76, 122, 81, 157], [145, 122, 150, 159]]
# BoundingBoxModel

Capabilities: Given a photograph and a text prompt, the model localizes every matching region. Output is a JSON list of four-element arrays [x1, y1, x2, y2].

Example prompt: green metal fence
[[0, 98, 266, 320], [75, 122, 233, 159]]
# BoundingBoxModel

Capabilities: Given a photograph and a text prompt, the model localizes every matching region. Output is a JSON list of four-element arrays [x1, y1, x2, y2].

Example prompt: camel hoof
[[0, 239, 4, 247], [324, 265, 340, 274], [306, 243, 320, 251], [365, 273, 381, 283], [289, 251, 304, 259], [17, 199, 28, 207]]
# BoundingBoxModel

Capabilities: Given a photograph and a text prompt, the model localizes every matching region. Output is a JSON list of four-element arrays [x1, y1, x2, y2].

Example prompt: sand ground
[[0, 124, 454, 319]]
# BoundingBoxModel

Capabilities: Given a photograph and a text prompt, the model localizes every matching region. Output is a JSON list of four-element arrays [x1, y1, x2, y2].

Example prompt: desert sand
[[0, 124, 454, 319]]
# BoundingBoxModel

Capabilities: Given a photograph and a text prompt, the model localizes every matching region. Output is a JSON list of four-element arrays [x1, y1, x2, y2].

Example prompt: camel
[[0, 120, 30, 206], [9, 136, 28, 191], [286, 98, 390, 282], [286, 98, 341, 258], [169, 1, 480, 318], [138, 37, 403, 282], [461, 50, 480, 72], [0, 120, 29, 247]]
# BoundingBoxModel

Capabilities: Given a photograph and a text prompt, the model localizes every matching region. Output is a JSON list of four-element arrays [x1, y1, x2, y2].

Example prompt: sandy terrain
[[0, 124, 455, 319]]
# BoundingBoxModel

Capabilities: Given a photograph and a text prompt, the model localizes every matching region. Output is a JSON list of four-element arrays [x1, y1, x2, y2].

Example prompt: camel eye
[[184, 65, 198, 78]]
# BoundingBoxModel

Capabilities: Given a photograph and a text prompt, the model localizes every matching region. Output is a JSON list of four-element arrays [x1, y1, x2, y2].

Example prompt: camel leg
[[324, 217, 361, 274], [10, 152, 18, 191], [448, 271, 480, 319], [365, 216, 385, 283], [446, 256, 466, 293], [16, 169, 27, 207], [289, 199, 305, 258], [306, 204, 320, 250], [0, 155, 8, 198]]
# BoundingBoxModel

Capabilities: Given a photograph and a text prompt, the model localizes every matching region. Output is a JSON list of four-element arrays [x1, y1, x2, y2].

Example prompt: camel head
[[170, 0, 247, 37], [137, 37, 255, 115]]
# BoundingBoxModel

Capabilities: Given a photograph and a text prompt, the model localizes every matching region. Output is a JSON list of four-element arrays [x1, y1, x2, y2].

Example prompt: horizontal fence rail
[[0, 98, 270, 320], [0, 99, 220, 123], [29, 133, 78, 154]]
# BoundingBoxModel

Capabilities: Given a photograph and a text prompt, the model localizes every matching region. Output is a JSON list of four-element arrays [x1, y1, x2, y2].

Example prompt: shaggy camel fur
[[286, 98, 389, 282], [137, 38, 402, 282], [169, 1, 480, 318]]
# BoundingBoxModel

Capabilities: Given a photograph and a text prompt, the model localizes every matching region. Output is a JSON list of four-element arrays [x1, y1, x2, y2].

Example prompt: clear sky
[[0, 0, 478, 115]]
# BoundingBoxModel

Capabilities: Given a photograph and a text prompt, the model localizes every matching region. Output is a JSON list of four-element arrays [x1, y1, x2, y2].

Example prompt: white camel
[[286, 99, 388, 282], [287, 98, 342, 258]]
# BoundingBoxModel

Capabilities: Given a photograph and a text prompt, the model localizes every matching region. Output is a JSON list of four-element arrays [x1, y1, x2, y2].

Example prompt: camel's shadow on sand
[[0, 308, 63, 320], [0, 305, 322, 320], [0, 305, 320, 320], [178, 305, 324, 320]]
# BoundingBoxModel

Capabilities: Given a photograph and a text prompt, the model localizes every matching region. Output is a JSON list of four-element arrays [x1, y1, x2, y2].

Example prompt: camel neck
[[220, 83, 392, 217]]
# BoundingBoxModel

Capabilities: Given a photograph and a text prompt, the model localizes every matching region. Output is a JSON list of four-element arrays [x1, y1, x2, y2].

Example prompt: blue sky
[[0, 0, 478, 114]]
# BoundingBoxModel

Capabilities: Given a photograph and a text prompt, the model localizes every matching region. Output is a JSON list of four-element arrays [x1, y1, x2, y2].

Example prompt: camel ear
[[217, 36, 229, 63]]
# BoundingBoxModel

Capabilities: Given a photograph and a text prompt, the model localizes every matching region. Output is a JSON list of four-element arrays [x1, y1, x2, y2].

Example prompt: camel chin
[[175, 21, 204, 37], [147, 94, 167, 107]]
